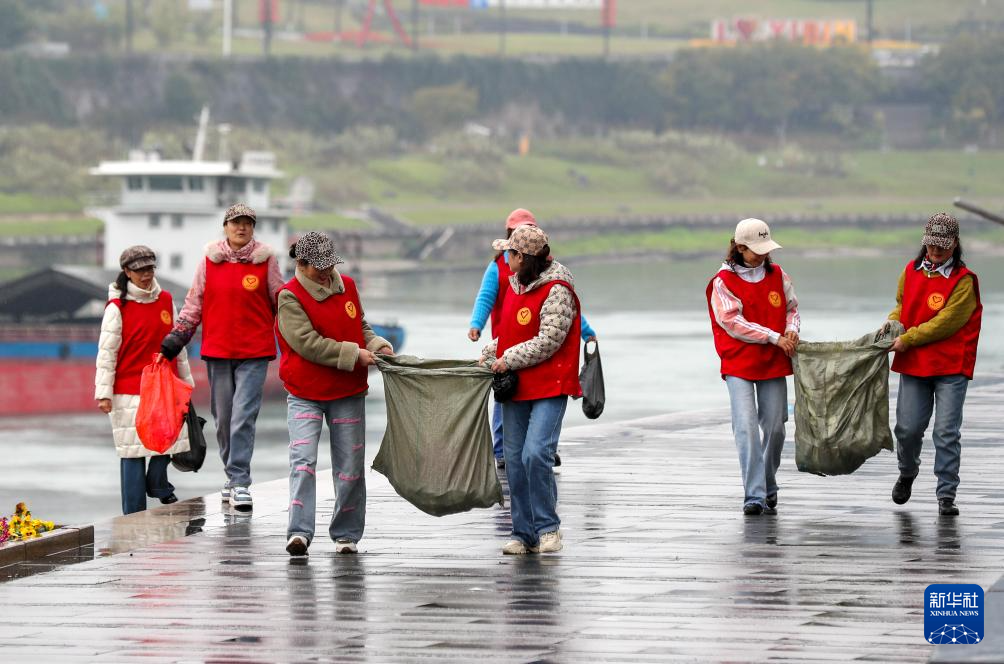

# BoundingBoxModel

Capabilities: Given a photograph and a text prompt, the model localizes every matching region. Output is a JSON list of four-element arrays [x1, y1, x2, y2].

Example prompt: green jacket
[[888, 267, 978, 349], [276, 270, 391, 371]]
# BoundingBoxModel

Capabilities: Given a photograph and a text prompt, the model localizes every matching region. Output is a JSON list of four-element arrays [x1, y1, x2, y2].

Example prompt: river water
[[2, 254, 1001, 524]]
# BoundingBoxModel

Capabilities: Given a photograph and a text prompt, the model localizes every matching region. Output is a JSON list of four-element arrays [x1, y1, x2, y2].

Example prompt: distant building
[[88, 149, 290, 285]]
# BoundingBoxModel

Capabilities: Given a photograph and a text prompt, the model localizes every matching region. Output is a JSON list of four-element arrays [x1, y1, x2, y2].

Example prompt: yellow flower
[[42, 521, 55, 532]]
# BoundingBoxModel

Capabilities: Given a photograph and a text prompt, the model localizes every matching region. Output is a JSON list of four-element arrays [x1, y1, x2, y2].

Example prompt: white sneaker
[[502, 539, 539, 555], [221, 485, 231, 501], [334, 538, 357, 554], [229, 486, 253, 511], [538, 531, 562, 553], [286, 535, 309, 556]]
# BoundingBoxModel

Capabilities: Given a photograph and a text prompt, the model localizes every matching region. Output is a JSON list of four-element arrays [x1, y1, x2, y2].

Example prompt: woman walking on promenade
[[706, 219, 800, 516], [95, 246, 194, 515], [277, 233, 393, 556], [481, 224, 581, 554], [468, 208, 596, 469], [160, 203, 283, 512], [885, 213, 982, 517]]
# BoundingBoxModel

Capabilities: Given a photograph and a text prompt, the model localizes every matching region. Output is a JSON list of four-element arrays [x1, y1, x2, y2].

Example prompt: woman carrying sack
[[160, 203, 283, 512], [467, 208, 596, 469], [706, 219, 800, 516], [885, 213, 982, 517], [481, 224, 581, 555], [277, 233, 393, 557], [95, 246, 195, 515]]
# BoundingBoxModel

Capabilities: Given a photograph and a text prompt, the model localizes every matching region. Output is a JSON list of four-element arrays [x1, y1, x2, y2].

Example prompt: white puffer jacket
[[95, 279, 194, 459]]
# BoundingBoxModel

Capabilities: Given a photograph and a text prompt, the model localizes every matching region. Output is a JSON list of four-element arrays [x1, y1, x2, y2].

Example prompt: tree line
[[0, 37, 1001, 145]]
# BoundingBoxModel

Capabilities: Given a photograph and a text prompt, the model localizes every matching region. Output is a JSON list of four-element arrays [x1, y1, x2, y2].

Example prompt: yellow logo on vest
[[345, 301, 357, 319], [927, 293, 946, 311], [160, 310, 172, 325], [517, 307, 533, 326], [768, 291, 783, 308], [242, 275, 260, 291]]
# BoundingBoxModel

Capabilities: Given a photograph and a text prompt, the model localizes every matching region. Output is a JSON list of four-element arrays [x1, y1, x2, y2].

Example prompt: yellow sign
[[517, 307, 533, 326], [160, 310, 172, 325], [768, 291, 783, 308], [242, 275, 260, 291], [345, 301, 357, 319], [927, 293, 946, 311]]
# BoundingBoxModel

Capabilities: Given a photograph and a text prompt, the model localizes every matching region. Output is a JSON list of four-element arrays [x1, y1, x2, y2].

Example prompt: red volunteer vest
[[489, 253, 513, 339], [706, 266, 793, 381], [497, 279, 582, 401], [891, 261, 982, 379], [277, 275, 369, 401], [109, 291, 178, 395], [200, 258, 276, 359]]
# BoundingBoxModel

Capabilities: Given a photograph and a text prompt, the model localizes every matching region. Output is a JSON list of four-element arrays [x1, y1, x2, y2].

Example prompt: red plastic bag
[[136, 356, 193, 454]]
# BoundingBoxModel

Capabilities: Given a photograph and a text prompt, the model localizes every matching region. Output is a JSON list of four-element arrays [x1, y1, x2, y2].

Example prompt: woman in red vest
[[480, 225, 581, 555], [95, 246, 194, 514], [885, 213, 982, 517], [277, 232, 393, 556], [707, 219, 800, 516], [160, 203, 284, 512], [467, 209, 597, 468]]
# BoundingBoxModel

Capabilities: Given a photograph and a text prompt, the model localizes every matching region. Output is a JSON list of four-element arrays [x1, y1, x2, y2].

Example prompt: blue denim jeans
[[286, 394, 367, 544], [724, 376, 787, 508], [206, 358, 269, 488], [492, 400, 504, 459], [895, 373, 969, 500], [502, 396, 567, 547], [120, 455, 173, 515]]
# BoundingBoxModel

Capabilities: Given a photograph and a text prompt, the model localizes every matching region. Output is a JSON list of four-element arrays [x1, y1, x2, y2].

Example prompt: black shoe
[[766, 494, 778, 510], [763, 505, 777, 516], [938, 498, 960, 516], [160, 493, 178, 505], [743, 503, 763, 516], [554, 452, 562, 467], [892, 475, 915, 505], [495, 457, 505, 469]]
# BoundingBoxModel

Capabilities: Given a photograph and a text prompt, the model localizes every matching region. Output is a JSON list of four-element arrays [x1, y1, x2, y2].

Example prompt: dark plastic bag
[[492, 370, 518, 403], [373, 355, 503, 517], [578, 339, 605, 419], [136, 357, 193, 454], [172, 402, 207, 473]]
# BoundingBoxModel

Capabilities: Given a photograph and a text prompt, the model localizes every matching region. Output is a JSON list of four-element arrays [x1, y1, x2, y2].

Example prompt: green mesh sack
[[373, 355, 503, 516], [792, 323, 904, 476]]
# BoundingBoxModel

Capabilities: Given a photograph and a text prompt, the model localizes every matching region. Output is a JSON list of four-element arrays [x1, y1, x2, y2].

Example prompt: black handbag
[[492, 370, 519, 403], [171, 402, 207, 473], [579, 339, 605, 419]]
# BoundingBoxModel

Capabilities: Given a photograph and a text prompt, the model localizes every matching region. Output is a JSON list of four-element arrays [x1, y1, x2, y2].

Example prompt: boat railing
[[0, 324, 99, 342]]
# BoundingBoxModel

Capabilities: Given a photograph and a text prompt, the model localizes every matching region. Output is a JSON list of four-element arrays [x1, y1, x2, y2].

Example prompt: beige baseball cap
[[492, 224, 549, 256], [734, 218, 782, 254]]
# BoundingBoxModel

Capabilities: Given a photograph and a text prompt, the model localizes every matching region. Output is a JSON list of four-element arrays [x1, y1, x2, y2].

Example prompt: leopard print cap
[[294, 231, 343, 269]]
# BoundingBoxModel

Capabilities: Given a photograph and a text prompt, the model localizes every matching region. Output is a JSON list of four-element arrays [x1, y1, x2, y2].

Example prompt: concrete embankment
[[1, 377, 1002, 661]]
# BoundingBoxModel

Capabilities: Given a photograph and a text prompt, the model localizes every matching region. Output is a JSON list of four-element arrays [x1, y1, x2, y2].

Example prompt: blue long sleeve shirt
[[469, 257, 596, 339]]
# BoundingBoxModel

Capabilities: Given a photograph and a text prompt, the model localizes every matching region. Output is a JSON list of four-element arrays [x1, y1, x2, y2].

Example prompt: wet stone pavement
[[1, 379, 1003, 663]]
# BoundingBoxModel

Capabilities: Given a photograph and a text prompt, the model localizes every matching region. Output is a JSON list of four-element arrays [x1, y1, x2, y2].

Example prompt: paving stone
[[1, 378, 1003, 661]]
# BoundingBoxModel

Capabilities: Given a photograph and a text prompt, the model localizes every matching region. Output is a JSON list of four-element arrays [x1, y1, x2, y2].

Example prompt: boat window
[[230, 177, 247, 193], [187, 177, 204, 191], [171, 214, 183, 228], [170, 254, 183, 270], [252, 179, 266, 193], [149, 214, 161, 228], [127, 176, 144, 191], [149, 176, 184, 191]]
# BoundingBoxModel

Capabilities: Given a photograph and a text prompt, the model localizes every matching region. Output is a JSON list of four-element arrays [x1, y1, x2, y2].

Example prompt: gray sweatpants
[[286, 393, 366, 544]]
